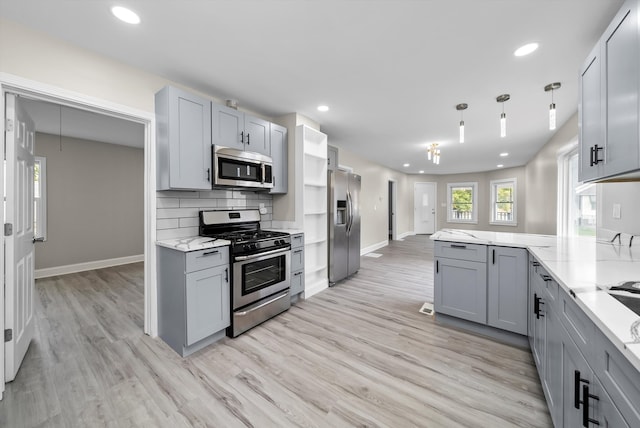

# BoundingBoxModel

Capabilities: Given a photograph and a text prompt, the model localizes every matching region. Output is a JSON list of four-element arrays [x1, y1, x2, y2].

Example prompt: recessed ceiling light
[[419, 170, 424, 174], [500, 152, 509, 157], [317, 105, 329, 112], [111, 6, 141, 24], [497, 164, 504, 168], [403, 163, 410, 167], [514, 42, 538, 57]]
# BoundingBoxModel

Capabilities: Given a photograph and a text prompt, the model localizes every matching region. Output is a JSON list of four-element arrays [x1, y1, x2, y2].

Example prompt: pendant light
[[456, 103, 468, 143], [544, 82, 561, 130], [427, 143, 440, 165], [496, 94, 510, 138]]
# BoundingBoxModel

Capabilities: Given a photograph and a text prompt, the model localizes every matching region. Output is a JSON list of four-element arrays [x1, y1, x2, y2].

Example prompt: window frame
[[490, 177, 517, 226], [447, 182, 478, 224], [34, 156, 47, 241]]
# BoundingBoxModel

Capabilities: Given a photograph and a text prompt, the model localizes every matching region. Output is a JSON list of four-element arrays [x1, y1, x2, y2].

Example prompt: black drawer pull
[[436, 260, 439, 274], [293, 272, 302, 276], [202, 250, 219, 256], [582, 384, 600, 427], [540, 274, 552, 282], [534, 293, 544, 319], [450, 244, 467, 249], [294, 249, 303, 254], [531, 261, 540, 267], [225, 268, 229, 282], [492, 249, 496, 264]]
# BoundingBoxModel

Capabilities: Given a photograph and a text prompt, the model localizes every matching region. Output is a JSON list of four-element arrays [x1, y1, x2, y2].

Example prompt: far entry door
[[4, 93, 36, 382], [414, 182, 436, 234]]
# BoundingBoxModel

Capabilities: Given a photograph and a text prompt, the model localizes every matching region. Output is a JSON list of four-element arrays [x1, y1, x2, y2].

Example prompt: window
[[490, 178, 517, 225], [558, 147, 596, 236], [447, 182, 477, 223], [34, 156, 47, 240]]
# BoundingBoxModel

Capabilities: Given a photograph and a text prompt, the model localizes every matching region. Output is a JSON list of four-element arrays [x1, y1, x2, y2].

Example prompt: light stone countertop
[[156, 236, 231, 252], [431, 228, 640, 372], [267, 228, 305, 235]]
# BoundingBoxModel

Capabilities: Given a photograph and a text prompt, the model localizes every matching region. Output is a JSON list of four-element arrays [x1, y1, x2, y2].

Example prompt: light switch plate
[[613, 203, 621, 219]]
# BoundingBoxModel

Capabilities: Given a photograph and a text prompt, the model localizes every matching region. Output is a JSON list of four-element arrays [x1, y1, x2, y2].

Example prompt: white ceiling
[[0, 0, 625, 174]]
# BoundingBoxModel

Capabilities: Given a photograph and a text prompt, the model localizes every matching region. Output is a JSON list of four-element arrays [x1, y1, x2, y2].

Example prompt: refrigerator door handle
[[346, 191, 353, 235]]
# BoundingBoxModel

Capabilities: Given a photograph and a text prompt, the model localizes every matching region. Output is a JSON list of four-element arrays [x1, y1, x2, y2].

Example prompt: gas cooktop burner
[[215, 230, 289, 243]]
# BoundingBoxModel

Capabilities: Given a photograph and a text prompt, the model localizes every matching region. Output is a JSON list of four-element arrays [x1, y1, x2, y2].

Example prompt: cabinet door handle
[[294, 249, 303, 255], [492, 249, 496, 265], [240, 131, 245, 143], [540, 274, 552, 282], [436, 260, 439, 274], [581, 384, 600, 427], [590, 145, 595, 167], [246, 133, 250, 144], [531, 261, 540, 267], [534, 294, 544, 319], [574, 370, 590, 409], [450, 244, 467, 249], [294, 271, 302, 276], [225, 268, 229, 283], [207, 167, 211, 182], [202, 250, 219, 256]]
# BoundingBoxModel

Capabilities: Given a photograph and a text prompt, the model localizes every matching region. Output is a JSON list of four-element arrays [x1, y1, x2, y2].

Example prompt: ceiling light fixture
[[544, 82, 561, 130], [500, 152, 509, 157], [419, 170, 424, 174], [427, 143, 440, 165], [317, 105, 329, 112], [497, 164, 504, 168], [456, 103, 468, 143], [514, 42, 538, 57], [111, 6, 141, 24], [496, 94, 510, 138], [403, 163, 410, 167]]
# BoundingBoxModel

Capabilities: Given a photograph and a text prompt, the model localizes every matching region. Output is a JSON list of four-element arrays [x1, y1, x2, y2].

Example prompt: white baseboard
[[304, 278, 328, 299], [35, 254, 144, 279], [361, 240, 388, 256], [398, 231, 416, 240]]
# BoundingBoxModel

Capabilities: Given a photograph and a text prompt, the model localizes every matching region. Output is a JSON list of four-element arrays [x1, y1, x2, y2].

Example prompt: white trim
[[489, 177, 517, 226], [557, 138, 579, 236], [398, 231, 416, 240], [0, 72, 157, 339], [34, 156, 47, 240], [35, 255, 144, 279], [447, 181, 478, 223], [388, 180, 397, 240], [361, 239, 388, 255]]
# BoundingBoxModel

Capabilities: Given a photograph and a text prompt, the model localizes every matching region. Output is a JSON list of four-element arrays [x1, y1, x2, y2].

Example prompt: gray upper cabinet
[[156, 86, 212, 190], [603, 0, 640, 178], [269, 123, 288, 194], [212, 103, 271, 156], [579, 0, 640, 182], [487, 246, 528, 335], [327, 145, 339, 171], [579, 43, 604, 182]]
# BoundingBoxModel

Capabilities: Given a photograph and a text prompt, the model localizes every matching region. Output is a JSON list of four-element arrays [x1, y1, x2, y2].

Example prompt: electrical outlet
[[613, 203, 621, 219]]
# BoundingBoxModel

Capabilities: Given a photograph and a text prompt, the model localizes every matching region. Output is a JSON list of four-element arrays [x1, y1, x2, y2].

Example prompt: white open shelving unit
[[297, 125, 328, 297]]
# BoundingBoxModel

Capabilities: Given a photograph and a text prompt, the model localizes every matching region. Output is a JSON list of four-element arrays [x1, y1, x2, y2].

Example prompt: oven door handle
[[234, 247, 290, 261], [235, 290, 290, 316]]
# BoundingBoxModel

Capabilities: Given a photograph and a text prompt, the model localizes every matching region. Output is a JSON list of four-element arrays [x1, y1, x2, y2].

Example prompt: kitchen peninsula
[[432, 229, 640, 426]]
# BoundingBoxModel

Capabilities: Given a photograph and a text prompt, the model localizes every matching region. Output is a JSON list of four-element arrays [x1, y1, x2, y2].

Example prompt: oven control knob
[[251, 243, 258, 250]]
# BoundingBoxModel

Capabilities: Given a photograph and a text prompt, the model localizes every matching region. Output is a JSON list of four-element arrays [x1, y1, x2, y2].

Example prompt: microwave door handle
[[261, 163, 266, 184]]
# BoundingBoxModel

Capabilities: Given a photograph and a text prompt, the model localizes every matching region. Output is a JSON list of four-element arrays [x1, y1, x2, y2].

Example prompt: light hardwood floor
[[0, 235, 552, 427]]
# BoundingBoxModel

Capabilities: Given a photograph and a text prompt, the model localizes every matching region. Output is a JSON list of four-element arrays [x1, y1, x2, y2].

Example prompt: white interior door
[[4, 93, 36, 382], [414, 182, 436, 234]]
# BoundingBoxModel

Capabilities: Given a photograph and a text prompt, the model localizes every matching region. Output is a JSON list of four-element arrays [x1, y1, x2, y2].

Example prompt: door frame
[[0, 73, 158, 397], [414, 181, 437, 234], [388, 180, 397, 241]]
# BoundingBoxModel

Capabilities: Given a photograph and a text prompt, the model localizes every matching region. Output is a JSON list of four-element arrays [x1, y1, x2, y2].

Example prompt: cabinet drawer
[[186, 247, 229, 273], [593, 328, 640, 427], [291, 233, 304, 249], [290, 270, 304, 295], [291, 247, 304, 272], [559, 287, 595, 363], [532, 263, 558, 305], [435, 241, 487, 262]]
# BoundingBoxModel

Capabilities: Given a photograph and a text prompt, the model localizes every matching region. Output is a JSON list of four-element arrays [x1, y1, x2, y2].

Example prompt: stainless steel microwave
[[212, 145, 273, 189]]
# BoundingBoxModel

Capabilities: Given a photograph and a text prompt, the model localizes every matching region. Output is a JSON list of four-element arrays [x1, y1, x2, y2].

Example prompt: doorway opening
[[388, 180, 397, 241]]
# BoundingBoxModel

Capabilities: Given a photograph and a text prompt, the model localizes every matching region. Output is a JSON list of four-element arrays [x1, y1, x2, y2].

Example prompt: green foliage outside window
[[452, 187, 473, 212]]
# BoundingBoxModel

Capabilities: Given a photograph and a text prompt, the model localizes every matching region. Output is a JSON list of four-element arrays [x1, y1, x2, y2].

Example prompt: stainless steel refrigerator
[[328, 170, 361, 284]]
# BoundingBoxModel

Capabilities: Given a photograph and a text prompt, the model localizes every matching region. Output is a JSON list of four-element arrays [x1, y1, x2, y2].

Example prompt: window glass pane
[[451, 186, 473, 220], [494, 182, 514, 222], [568, 153, 596, 236]]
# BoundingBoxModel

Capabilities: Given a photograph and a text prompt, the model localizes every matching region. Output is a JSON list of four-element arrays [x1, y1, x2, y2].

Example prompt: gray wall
[[34, 133, 144, 269], [597, 182, 640, 241]]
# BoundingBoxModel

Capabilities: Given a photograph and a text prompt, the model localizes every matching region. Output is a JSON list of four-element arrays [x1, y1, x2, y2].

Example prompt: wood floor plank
[[0, 237, 552, 427]]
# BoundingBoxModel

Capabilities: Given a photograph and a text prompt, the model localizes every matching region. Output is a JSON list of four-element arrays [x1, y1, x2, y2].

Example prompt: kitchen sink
[[608, 281, 640, 316], [609, 294, 640, 317]]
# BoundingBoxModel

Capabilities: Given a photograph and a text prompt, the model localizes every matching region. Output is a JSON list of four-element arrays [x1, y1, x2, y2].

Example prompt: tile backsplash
[[156, 189, 273, 240]]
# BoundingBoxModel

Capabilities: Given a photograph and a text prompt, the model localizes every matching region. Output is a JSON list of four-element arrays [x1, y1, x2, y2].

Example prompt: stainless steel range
[[199, 209, 291, 337]]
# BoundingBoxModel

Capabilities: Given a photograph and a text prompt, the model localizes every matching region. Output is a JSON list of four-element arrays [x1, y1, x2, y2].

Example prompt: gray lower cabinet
[[434, 242, 487, 324], [158, 246, 230, 357], [290, 233, 304, 297], [155, 85, 212, 190], [528, 254, 639, 427], [487, 246, 528, 334]]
